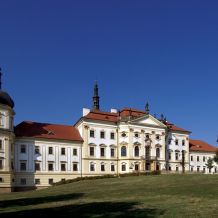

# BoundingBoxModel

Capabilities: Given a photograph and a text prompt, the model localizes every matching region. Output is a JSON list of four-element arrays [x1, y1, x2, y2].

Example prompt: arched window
[[121, 146, 126, 157], [156, 148, 160, 158], [145, 146, 150, 159], [134, 146, 139, 157]]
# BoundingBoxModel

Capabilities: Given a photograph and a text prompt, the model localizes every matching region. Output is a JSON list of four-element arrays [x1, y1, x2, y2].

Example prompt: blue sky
[[0, 1, 218, 145]]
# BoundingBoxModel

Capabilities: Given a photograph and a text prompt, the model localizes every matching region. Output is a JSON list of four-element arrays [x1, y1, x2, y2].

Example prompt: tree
[[213, 149, 218, 164], [206, 157, 214, 173]]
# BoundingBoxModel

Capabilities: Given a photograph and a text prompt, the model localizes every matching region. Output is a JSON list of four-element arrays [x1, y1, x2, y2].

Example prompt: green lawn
[[0, 174, 218, 217]]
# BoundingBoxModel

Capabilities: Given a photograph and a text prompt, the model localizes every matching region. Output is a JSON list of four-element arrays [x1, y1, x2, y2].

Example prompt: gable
[[131, 115, 166, 128]]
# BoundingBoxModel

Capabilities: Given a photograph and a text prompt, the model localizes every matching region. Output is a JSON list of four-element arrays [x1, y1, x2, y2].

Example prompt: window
[[49, 178, 53, 185], [48, 163, 54, 171], [73, 149, 77, 156], [20, 162, 26, 171], [121, 132, 126, 137], [48, 147, 53, 155], [0, 159, 3, 169], [197, 156, 199, 162], [20, 178, 26, 185], [175, 139, 178, 145], [35, 162, 40, 171], [0, 177, 3, 183], [35, 146, 40, 155], [90, 163, 95, 171], [121, 146, 127, 157], [101, 164, 105, 171], [61, 148, 65, 155], [121, 164, 126, 171], [90, 147, 94, 156], [111, 164, 115, 172], [20, 144, 26, 153], [175, 153, 179, 160], [203, 156, 205, 162], [197, 166, 200, 172], [35, 179, 40, 185], [110, 132, 115, 139], [215, 168, 217, 173], [111, 148, 115, 157], [0, 140, 3, 150], [73, 163, 78, 171], [182, 140, 185, 146], [191, 167, 193, 172], [169, 166, 172, 171], [168, 152, 171, 160], [191, 156, 193, 161], [176, 166, 179, 171], [11, 161, 14, 170], [134, 146, 139, 157], [146, 134, 150, 139], [156, 135, 160, 140], [135, 133, 139, 138], [203, 167, 206, 173], [100, 147, 105, 157], [100, 131, 105, 139], [156, 148, 160, 158], [135, 164, 139, 171], [61, 163, 66, 171], [0, 113, 4, 126], [90, 130, 95, 138]]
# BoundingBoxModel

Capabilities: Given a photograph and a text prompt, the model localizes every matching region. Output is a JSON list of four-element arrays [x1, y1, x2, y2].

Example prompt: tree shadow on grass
[[0, 193, 84, 208], [0, 201, 165, 218]]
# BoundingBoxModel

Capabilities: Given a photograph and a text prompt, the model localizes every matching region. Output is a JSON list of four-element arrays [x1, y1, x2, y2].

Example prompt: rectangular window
[[61, 148, 65, 155], [101, 164, 105, 171], [90, 147, 94, 156], [35, 146, 40, 155], [61, 163, 66, 171], [197, 166, 200, 172], [0, 113, 4, 126], [49, 178, 53, 185], [121, 165, 126, 171], [48, 147, 53, 155], [182, 140, 185, 146], [20, 144, 26, 153], [20, 178, 26, 185], [203, 167, 206, 173], [168, 152, 171, 160], [169, 166, 172, 171], [176, 167, 179, 171], [191, 156, 193, 161], [35, 179, 40, 185], [110, 132, 115, 139], [35, 162, 40, 171], [197, 156, 199, 162], [73, 149, 77, 156], [111, 164, 115, 172], [90, 163, 95, 171], [175, 153, 179, 160], [0, 177, 3, 182], [73, 163, 78, 171], [175, 140, 178, 145], [100, 131, 105, 139], [100, 147, 105, 157], [20, 162, 26, 171], [0, 140, 3, 150], [191, 167, 193, 172], [90, 130, 95, 138], [0, 159, 3, 169], [110, 148, 115, 157], [48, 163, 54, 171], [203, 156, 205, 162]]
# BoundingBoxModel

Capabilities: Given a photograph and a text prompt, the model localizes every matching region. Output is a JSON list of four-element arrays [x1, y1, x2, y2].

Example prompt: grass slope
[[0, 174, 218, 217]]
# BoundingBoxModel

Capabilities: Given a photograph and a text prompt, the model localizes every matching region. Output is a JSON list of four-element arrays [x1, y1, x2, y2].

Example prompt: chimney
[[111, 108, 118, 113], [83, 108, 90, 116]]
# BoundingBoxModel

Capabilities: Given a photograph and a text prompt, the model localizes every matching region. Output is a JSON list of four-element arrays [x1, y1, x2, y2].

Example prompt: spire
[[92, 81, 100, 110], [0, 68, 2, 90], [145, 101, 149, 114]]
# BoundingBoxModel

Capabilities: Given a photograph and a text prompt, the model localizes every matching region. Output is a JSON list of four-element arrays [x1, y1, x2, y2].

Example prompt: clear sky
[[0, 0, 218, 145]]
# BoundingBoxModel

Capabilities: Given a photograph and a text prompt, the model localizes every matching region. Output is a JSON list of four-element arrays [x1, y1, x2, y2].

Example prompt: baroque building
[[0, 72, 217, 192]]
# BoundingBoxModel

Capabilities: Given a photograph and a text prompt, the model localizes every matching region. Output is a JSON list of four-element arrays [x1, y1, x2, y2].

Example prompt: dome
[[0, 90, 14, 108]]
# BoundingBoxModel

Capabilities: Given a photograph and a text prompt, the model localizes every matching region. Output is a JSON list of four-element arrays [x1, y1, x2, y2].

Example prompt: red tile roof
[[15, 121, 83, 142], [189, 139, 217, 152], [120, 108, 147, 117], [165, 121, 190, 133], [84, 110, 119, 123]]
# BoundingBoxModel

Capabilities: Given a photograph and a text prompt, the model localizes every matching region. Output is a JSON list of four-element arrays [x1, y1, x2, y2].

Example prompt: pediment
[[131, 114, 166, 128]]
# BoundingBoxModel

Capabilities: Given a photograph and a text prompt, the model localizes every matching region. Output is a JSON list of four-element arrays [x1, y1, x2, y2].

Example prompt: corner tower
[[0, 68, 15, 192]]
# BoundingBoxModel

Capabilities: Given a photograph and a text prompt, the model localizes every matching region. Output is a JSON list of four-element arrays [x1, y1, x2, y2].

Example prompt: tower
[[0, 68, 15, 192], [145, 101, 149, 114], [92, 81, 100, 110]]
